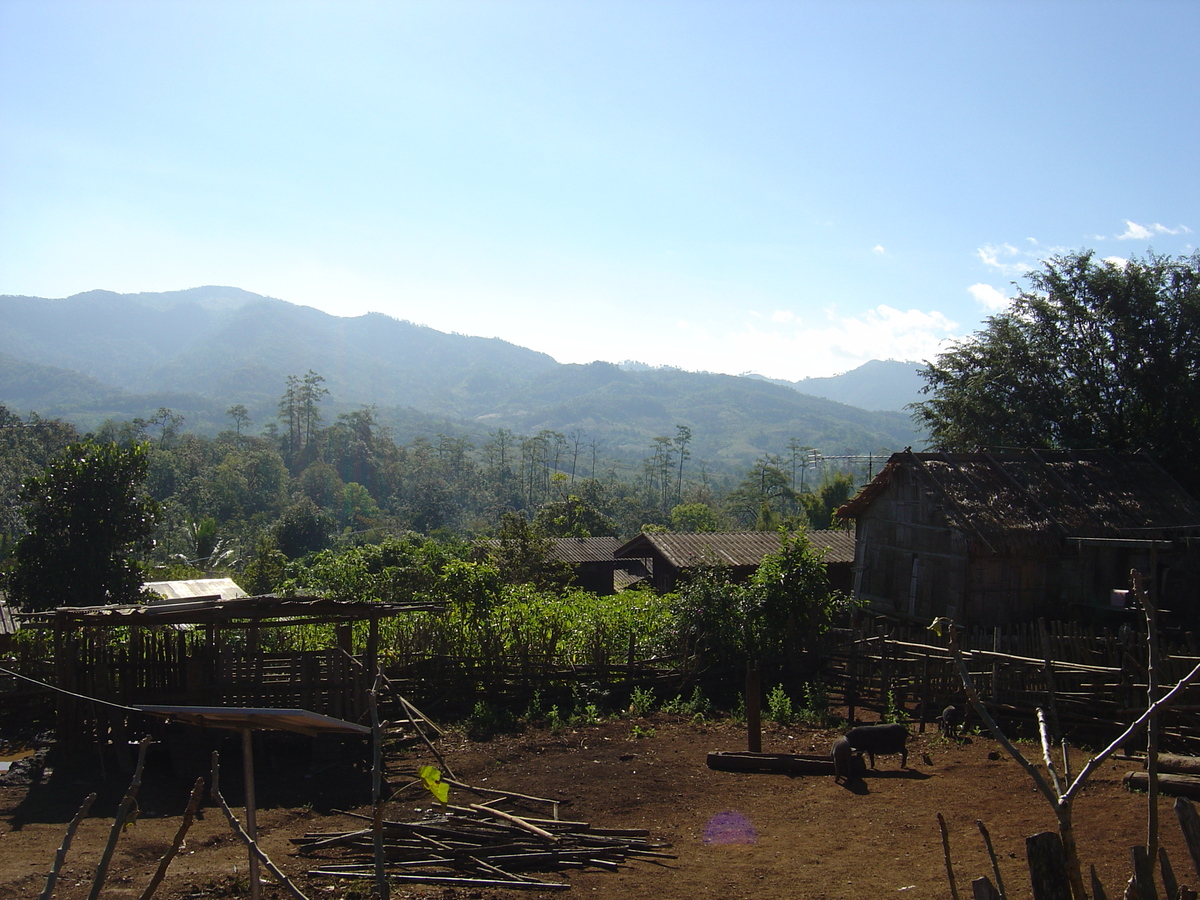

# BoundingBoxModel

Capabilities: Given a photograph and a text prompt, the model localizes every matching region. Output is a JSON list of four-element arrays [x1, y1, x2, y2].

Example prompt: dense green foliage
[[913, 249, 1200, 491], [672, 530, 853, 687], [0, 388, 867, 602], [9, 440, 158, 610]]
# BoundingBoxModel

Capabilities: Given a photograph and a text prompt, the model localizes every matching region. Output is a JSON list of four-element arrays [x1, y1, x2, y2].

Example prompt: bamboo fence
[[826, 617, 1200, 752]]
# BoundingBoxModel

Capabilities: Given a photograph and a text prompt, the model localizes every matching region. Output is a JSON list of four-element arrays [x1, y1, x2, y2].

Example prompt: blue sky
[[1, 1, 1196, 381]]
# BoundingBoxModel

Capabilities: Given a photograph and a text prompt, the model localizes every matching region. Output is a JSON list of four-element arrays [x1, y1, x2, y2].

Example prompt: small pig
[[830, 736, 855, 782], [938, 705, 963, 739], [844, 723, 909, 769]]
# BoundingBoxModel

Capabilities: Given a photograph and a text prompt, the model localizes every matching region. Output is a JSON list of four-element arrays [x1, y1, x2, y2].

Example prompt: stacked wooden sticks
[[293, 788, 674, 892]]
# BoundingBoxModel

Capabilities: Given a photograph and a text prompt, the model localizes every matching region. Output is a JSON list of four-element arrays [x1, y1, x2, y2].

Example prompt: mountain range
[[0, 286, 928, 473]]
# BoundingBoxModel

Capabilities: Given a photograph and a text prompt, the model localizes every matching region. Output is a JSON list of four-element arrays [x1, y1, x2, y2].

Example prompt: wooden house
[[546, 536, 629, 595], [613, 530, 855, 593], [835, 450, 1200, 627]]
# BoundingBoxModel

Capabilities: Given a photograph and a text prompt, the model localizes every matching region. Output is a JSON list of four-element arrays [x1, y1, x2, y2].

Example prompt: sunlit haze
[[1, 1, 1195, 380]]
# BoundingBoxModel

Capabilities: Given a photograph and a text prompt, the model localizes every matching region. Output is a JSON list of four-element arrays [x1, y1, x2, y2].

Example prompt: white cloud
[[709, 303, 962, 380], [968, 283, 1010, 312], [1116, 220, 1192, 240], [1117, 221, 1153, 241], [872, 244, 885, 254], [976, 243, 1032, 276], [1102, 256, 1129, 269]]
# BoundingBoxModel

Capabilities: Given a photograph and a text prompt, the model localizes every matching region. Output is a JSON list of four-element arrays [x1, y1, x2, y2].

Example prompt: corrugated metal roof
[[144, 578, 247, 603], [135, 705, 370, 736], [0, 601, 17, 637], [38, 594, 441, 627], [547, 536, 623, 564], [614, 531, 854, 567]]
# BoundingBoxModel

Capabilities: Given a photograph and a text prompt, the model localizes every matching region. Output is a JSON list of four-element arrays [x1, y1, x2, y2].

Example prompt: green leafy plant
[[466, 700, 513, 739], [418, 765, 449, 806], [882, 690, 905, 724], [628, 686, 656, 717], [630, 724, 657, 739], [661, 686, 710, 720], [798, 680, 840, 727], [766, 684, 794, 724]]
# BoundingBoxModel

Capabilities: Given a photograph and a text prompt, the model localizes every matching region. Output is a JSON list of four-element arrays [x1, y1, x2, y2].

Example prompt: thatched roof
[[836, 450, 1200, 552]]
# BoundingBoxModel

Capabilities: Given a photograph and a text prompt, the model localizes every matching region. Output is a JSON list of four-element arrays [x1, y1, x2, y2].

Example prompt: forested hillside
[[0, 392, 870, 596], [0, 288, 923, 472]]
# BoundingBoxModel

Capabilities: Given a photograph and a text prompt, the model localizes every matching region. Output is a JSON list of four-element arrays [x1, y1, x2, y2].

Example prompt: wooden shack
[[39, 592, 440, 746], [612, 530, 855, 593], [835, 449, 1200, 628]]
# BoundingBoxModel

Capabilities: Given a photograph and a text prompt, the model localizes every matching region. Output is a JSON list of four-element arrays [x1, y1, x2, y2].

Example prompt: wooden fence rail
[[825, 618, 1200, 752]]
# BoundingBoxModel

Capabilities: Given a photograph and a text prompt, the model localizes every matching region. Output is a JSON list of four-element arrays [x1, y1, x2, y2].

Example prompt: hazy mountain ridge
[[745, 359, 927, 412], [0, 287, 925, 469]]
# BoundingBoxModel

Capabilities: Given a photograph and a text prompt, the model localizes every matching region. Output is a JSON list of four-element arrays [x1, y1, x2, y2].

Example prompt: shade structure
[[135, 705, 369, 899], [134, 705, 371, 736]]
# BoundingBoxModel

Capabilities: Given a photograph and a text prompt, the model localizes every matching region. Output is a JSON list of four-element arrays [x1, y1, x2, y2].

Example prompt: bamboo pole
[[1138, 569, 1163, 869], [87, 736, 150, 900], [209, 751, 310, 900], [938, 812, 959, 900], [976, 819, 1008, 900], [370, 668, 389, 900], [40, 792, 96, 900], [138, 777, 205, 900]]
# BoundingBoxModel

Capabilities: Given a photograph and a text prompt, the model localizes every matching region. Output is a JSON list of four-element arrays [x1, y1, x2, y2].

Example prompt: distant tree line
[[0, 379, 870, 608]]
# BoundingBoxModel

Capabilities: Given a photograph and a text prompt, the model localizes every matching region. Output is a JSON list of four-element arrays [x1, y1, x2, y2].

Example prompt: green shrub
[[628, 686, 656, 717], [766, 684, 794, 724], [466, 700, 513, 739], [661, 686, 710, 720]]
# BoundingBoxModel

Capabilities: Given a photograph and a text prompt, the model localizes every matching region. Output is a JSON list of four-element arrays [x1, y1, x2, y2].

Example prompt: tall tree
[[226, 404, 251, 438], [8, 441, 158, 611], [674, 424, 692, 501], [912, 250, 1200, 490]]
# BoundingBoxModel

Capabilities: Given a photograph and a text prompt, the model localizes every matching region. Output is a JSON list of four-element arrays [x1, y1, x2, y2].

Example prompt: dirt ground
[[0, 713, 1191, 900]]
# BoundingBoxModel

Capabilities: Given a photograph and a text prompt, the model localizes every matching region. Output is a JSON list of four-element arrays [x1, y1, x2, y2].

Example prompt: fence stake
[[938, 812, 959, 900], [1025, 831, 1071, 900], [40, 792, 95, 900]]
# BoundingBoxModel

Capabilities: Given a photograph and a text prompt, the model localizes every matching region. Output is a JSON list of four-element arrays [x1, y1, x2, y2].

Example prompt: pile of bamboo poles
[[294, 801, 674, 891]]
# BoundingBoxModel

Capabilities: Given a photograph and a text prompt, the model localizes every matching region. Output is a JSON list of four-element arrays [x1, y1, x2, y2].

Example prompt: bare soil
[[0, 715, 1188, 900]]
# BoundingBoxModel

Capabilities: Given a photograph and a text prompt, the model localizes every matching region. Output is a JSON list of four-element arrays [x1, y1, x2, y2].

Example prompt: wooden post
[[1129, 845, 1158, 900], [1159, 846, 1179, 900], [919, 654, 930, 734], [242, 728, 260, 900], [1038, 618, 1062, 745], [992, 626, 1001, 706], [846, 630, 859, 726], [369, 669, 389, 900], [1139, 569, 1162, 868], [138, 777, 205, 900], [972, 877, 1001, 900], [746, 661, 761, 753], [88, 737, 151, 900], [40, 793, 96, 900], [1173, 797, 1200, 881], [938, 812, 960, 900], [1026, 831, 1072, 900], [976, 819, 1008, 900]]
